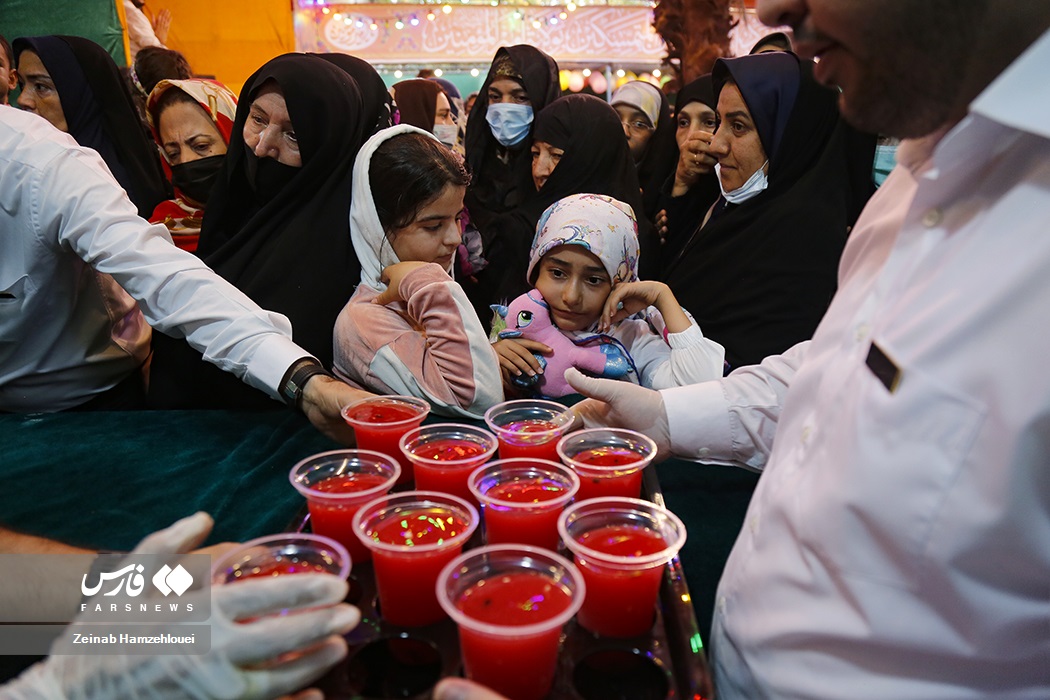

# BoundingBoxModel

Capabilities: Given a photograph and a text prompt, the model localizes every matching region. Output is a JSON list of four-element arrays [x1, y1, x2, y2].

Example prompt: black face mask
[[170, 155, 225, 206], [244, 148, 300, 202]]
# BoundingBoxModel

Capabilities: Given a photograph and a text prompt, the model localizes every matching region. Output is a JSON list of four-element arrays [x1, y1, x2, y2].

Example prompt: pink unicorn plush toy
[[493, 289, 630, 397]]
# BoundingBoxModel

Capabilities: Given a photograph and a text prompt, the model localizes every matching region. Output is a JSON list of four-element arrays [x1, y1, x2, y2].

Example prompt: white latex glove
[[1, 513, 359, 700], [433, 678, 510, 700], [565, 368, 671, 459]]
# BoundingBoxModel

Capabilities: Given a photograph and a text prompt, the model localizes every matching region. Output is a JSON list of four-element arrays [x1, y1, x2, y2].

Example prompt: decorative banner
[[294, 4, 791, 66], [295, 5, 666, 64]]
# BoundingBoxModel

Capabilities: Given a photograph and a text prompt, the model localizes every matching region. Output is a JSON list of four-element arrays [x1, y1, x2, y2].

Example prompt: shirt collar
[[897, 27, 1050, 177], [970, 27, 1050, 139]]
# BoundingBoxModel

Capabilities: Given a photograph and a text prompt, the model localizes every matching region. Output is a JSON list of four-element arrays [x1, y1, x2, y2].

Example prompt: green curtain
[[0, 0, 127, 66]]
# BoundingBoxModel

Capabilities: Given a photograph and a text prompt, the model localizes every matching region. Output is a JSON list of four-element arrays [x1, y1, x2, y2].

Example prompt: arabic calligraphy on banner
[[294, 5, 666, 63]]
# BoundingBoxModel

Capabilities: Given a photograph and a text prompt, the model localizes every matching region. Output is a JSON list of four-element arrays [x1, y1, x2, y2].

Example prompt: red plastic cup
[[210, 533, 351, 584], [558, 497, 686, 637], [557, 428, 657, 502], [399, 424, 498, 505], [468, 458, 580, 551], [341, 395, 430, 485], [289, 450, 400, 564], [483, 399, 574, 461], [437, 545, 585, 700], [353, 491, 478, 627]]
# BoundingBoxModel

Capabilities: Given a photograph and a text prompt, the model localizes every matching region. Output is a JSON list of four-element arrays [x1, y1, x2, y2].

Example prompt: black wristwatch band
[[280, 357, 333, 408]]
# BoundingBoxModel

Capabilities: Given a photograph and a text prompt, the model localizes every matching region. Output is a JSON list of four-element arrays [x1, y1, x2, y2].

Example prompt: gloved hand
[[565, 368, 671, 459], [2, 513, 359, 700], [433, 678, 510, 700]]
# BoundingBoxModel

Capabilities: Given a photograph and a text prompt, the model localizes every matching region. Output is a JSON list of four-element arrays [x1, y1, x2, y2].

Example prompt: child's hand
[[493, 338, 552, 385], [374, 262, 436, 305], [600, 281, 670, 331]]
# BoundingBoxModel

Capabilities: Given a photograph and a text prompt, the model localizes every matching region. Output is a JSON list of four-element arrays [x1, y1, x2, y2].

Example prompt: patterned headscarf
[[146, 78, 238, 162], [611, 80, 662, 128], [527, 193, 640, 286]]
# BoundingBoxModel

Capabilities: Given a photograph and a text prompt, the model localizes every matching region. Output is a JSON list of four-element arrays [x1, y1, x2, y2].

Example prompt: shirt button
[[698, 447, 710, 459], [921, 208, 942, 227], [800, 425, 812, 444], [718, 597, 727, 612], [855, 323, 870, 342]]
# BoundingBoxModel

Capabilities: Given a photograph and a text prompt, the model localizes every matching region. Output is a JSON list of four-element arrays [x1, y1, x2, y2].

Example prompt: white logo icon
[[81, 564, 146, 597], [80, 563, 194, 597], [152, 564, 194, 596]]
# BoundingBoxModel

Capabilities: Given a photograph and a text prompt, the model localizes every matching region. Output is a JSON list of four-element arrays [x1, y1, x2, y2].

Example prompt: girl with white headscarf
[[333, 125, 504, 418], [493, 193, 725, 393]]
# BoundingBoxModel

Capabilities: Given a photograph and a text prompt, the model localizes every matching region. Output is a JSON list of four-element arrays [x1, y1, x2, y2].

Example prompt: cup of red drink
[[210, 533, 351, 584], [468, 458, 580, 551], [289, 449, 400, 564], [399, 424, 498, 505], [557, 428, 658, 502], [341, 395, 430, 485], [483, 399, 574, 462], [437, 544, 585, 700], [558, 497, 686, 638], [353, 491, 478, 627]]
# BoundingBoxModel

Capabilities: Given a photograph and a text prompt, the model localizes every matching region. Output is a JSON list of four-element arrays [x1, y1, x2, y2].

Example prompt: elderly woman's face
[[158, 99, 227, 165], [16, 50, 67, 132], [530, 140, 564, 191], [709, 82, 768, 192], [243, 83, 301, 167]]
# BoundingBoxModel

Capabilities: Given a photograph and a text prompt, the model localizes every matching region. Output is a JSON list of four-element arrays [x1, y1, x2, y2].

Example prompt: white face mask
[[485, 103, 534, 147], [433, 124, 459, 148], [716, 160, 769, 204]]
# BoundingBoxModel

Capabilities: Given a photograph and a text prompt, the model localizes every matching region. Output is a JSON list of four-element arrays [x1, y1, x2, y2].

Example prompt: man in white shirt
[[0, 107, 368, 442], [552, 1, 1050, 699], [430, 0, 1050, 686]]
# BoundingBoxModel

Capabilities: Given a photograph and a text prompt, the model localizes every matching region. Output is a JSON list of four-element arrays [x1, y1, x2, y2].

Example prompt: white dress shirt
[[0, 108, 306, 412], [662, 29, 1050, 699]]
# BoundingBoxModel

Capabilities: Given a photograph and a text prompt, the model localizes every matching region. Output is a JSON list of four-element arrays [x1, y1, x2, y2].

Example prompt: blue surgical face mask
[[716, 160, 769, 204], [486, 103, 534, 148], [873, 144, 897, 186]]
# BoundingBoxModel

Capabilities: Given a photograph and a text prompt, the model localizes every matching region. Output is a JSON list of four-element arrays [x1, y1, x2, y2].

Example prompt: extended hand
[[565, 368, 671, 458], [300, 374, 374, 445]]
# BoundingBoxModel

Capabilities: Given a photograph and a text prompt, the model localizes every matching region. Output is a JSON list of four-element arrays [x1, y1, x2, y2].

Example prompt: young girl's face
[[389, 183, 466, 269], [534, 245, 611, 332]]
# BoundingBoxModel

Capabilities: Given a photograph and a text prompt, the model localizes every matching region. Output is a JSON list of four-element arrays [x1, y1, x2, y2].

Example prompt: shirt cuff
[[242, 335, 316, 401], [660, 381, 736, 463]]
